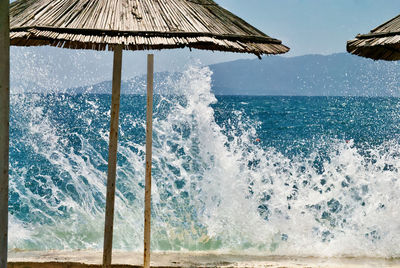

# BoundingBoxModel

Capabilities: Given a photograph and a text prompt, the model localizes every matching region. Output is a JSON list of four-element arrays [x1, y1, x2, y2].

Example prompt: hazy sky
[[11, 1, 400, 88], [215, 0, 399, 56]]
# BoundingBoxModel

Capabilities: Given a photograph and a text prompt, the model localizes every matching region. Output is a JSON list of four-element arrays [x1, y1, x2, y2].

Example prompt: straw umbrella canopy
[[347, 14, 400, 60], [10, 0, 289, 56], [4, 0, 290, 267]]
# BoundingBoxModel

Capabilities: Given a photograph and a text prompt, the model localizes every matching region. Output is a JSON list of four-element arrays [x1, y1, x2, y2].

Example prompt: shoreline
[[8, 250, 400, 267]]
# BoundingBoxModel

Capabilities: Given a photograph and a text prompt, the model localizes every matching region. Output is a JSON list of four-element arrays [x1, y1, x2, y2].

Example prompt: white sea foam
[[8, 64, 400, 257]]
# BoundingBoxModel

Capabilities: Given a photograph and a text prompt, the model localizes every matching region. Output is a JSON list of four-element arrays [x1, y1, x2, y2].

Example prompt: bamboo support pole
[[103, 46, 123, 268], [144, 54, 154, 268], [0, 0, 9, 267]]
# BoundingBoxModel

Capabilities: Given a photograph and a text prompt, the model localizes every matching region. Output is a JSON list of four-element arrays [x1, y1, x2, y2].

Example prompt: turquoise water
[[8, 66, 400, 257]]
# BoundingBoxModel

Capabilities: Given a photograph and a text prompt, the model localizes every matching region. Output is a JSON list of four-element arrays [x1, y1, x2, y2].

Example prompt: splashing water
[[8, 64, 400, 258]]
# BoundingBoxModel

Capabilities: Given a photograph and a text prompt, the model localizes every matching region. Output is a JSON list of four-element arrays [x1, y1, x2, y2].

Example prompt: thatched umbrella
[[347, 14, 400, 60], [3, 0, 290, 267]]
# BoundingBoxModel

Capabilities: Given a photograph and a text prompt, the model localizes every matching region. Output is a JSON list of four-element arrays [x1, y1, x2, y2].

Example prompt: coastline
[[8, 250, 400, 267]]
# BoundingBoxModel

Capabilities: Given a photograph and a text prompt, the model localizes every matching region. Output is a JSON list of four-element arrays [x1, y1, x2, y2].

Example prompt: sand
[[7, 250, 400, 267]]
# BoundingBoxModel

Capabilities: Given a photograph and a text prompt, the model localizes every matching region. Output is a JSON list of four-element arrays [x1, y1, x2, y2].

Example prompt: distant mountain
[[47, 53, 400, 97], [209, 53, 400, 96], [68, 72, 182, 94]]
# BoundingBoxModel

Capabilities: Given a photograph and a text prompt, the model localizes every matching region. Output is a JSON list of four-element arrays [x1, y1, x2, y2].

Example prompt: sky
[[10, 0, 400, 89], [215, 0, 400, 56]]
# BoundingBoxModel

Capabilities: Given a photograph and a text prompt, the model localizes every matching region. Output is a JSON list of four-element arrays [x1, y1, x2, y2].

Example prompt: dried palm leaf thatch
[[347, 14, 400, 61], [10, 0, 289, 57]]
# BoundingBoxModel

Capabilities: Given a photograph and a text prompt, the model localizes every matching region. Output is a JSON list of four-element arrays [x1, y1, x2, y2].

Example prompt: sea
[[8, 65, 400, 258]]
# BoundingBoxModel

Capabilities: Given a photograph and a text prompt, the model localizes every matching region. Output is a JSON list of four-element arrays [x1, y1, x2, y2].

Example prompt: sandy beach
[[7, 250, 400, 268]]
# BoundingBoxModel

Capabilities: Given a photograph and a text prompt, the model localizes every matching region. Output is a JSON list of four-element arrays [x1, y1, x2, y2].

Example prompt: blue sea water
[[8, 66, 400, 257]]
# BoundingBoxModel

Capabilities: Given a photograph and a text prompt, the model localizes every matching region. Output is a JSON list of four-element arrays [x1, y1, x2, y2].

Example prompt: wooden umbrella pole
[[0, 0, 10, 267], [103, 46, 123, 268], [144, 54, 154, 268]]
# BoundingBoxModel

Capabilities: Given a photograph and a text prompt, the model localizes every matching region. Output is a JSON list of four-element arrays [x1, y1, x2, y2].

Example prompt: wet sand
[[7, 250, 400, 267]]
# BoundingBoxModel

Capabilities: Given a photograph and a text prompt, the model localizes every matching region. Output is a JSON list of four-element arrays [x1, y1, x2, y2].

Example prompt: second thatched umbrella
[[347, 14, 400, 60], [8, 0, 289, 267]]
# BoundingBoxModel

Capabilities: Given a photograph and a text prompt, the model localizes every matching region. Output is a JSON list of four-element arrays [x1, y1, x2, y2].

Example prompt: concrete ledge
[[8, 250, 400, 267], [8, 262, 135, 268]]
